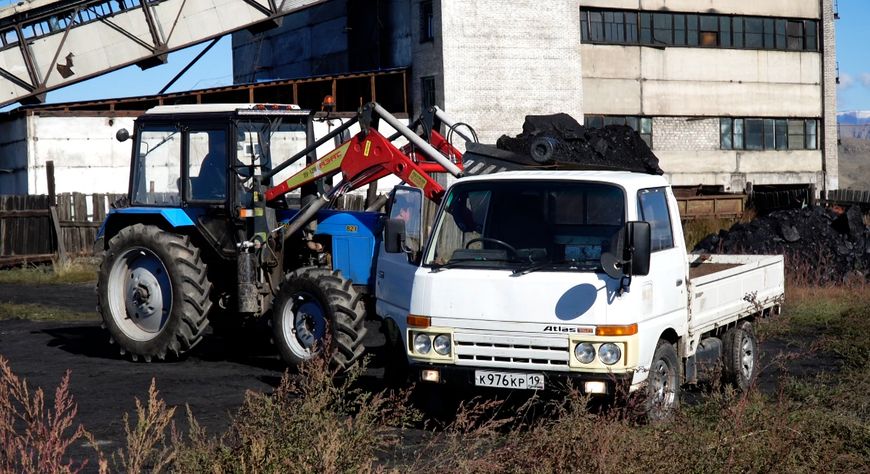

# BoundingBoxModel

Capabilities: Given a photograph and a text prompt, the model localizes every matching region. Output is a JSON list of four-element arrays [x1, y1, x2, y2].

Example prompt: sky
[[0, 0, 868, 111], [836, 0, 870, 112]]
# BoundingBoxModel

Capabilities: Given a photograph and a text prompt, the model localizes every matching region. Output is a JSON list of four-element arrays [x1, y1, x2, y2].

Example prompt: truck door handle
[[378, 271, 385, 278], [676, 279, 683, 287]]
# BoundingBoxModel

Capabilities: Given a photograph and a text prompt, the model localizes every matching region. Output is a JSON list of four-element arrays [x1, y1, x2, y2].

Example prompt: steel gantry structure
[[0, 0, 325, 107]]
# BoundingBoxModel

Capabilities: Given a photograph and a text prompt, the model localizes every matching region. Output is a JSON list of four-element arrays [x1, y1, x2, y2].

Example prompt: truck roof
[[456, 170, 670, 193], [143, 103, 307, 116]]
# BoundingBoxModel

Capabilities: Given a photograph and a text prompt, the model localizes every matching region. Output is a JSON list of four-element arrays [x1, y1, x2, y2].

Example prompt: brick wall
[[652, 117, 720, 152], [821, 0, 839, 190]]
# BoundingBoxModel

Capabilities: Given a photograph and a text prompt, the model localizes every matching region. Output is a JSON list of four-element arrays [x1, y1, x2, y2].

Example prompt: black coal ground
[[694, 205, 870, 284]]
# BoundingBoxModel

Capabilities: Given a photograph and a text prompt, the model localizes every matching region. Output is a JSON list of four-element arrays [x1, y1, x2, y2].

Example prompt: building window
[[585, 115, 652, 148], [720, 118, 819, 151], [421, 76, 436, 109], [420, 0, 434, 43], [580, 8, 820, 53]]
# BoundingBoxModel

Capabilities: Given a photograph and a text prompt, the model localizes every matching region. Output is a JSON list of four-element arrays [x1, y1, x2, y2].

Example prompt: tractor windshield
[[131, 124, 182, 205], [424, 180, 626, 272]]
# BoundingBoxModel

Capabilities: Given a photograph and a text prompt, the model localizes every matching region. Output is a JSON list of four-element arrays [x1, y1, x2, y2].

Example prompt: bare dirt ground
[[0, 281, 837, 466]]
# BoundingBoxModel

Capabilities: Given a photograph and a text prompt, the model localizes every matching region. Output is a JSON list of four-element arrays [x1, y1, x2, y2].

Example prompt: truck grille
[[453, 332, 570, 371]]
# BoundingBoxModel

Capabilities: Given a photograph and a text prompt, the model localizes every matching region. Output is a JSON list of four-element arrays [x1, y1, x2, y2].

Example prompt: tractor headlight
[[413, 333, 431, 354], [433, 334, 451, 355], [574, 342, 595, 364], [598, 343, 622, 365]]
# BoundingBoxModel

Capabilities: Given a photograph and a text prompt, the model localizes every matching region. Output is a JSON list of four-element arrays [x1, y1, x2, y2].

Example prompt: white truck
[[376, 170, 784, 417]]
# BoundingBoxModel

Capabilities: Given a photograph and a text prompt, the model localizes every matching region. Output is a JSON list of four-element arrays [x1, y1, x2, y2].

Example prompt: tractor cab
[[119, 104, 314, 257]]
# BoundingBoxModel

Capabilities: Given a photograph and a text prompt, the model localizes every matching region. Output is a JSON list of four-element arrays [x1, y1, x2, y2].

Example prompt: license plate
[[474, 370, 545, 390]]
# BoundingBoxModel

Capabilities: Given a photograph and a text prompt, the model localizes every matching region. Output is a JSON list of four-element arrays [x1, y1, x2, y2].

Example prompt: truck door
[[375, 186, 425, 326], [638, 187, 686, 320]]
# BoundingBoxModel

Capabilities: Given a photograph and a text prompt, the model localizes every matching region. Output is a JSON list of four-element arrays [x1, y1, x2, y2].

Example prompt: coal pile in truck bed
[[495, 113, 664, 175], [693, 205, 870, 284]]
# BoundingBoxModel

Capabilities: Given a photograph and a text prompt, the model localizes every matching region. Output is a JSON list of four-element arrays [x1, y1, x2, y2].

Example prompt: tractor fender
[[97, 208, 196, 250]]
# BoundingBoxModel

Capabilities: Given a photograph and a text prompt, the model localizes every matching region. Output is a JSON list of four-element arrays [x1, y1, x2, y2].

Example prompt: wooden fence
[[0, 192, 123, 267]]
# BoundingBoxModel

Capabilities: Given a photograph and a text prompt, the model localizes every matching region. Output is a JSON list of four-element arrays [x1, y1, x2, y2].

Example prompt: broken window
[[699, 16, 719, 46], [420, 1, 434, 43], [421, 76, 436, 109], [787, 21, 803, 50], [721, 118, 819, 151], [653, 13, 672, 45]]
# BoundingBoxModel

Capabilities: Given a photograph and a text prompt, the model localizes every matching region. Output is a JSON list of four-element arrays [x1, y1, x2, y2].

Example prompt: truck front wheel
[[644, 339, 681, 421], [271, 268, 367, 371], [98, 224, 213, 361], [723, 321, 758, 391]]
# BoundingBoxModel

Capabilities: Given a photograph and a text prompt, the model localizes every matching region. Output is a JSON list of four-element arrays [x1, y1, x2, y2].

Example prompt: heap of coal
[[694, 206, 870, 284], [495, 113, 664, 175]]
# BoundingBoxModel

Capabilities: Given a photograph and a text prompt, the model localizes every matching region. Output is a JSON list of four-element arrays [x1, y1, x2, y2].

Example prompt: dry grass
[[0, 356, 104, 474], [0, 260, 97, 285], [0, 303, 96, 322]]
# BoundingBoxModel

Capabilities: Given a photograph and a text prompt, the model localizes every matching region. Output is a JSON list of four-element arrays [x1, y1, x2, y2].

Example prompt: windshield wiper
[[511, 261, 597, 276], [430, 257, 518, 273]]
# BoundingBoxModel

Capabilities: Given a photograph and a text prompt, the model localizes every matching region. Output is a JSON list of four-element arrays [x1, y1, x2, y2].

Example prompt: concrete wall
[[26, 115, 136, 195], [436, 0, 584, 143], [582, 45, 822, 117], [660, 149, 823, 191], [578, 0, 820, 18]]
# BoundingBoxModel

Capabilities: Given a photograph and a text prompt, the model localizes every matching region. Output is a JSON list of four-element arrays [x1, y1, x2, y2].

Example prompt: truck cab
[[391, 170, 783, 417]]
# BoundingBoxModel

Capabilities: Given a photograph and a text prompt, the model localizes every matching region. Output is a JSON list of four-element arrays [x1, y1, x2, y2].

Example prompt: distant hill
[[838, 111, 870, 125], [839, 112, 870, 140]]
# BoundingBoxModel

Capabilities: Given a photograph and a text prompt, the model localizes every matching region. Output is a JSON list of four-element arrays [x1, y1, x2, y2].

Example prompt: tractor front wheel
[[271, 267, 367, 371], [97, 224, 213, 361]]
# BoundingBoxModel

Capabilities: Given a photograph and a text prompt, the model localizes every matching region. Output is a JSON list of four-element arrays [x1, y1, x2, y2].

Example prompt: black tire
[[644, 339, 681, 421], [381, 318, 410, 386], [722, 321, 758, 391], [271, 267, 367, 371], [97, 224, 212, 361]]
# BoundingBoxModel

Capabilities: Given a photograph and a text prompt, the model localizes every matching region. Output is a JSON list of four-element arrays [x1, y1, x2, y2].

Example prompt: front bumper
[[412, 363, 633, 395]]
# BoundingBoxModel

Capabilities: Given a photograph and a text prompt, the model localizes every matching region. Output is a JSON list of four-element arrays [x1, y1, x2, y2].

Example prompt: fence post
[[46, 161, 68, 265]]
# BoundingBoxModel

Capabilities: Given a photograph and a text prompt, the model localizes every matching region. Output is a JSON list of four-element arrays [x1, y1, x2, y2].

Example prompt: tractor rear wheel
[[271, 267, 367, 371], [97, 224, 213, 361]]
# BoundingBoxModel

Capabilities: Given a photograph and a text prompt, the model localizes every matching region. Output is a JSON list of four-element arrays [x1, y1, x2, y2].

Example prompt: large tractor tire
[[271, 267, 367, 371], [97, 224, 213, 361]]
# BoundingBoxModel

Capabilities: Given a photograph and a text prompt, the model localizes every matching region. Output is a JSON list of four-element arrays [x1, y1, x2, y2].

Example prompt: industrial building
[[0, 0, 839, 196], [234, 0, 839, 193]]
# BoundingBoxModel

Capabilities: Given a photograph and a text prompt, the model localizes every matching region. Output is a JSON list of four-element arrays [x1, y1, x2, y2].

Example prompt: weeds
[[0, 261, 97, 285], [0, 302, 96, 322], [0, 356, 100, 474], [114, 379, 176, 473]]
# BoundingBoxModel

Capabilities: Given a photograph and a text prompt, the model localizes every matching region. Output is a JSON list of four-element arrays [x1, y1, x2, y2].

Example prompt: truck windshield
[[424, 180, 625, 271]]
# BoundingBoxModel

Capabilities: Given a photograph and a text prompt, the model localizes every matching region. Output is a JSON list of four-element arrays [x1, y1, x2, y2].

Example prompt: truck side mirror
[[601, 221, 651, 279], [625, 221, 651, 276], [384, 218, 407, 254]]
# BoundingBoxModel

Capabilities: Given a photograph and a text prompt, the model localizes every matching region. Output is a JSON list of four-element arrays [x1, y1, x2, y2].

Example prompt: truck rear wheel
[[98, 224, 212, 361], [271, 267, 367, 371], [723, 321, 758, 391], [644, 339, 681, 421]]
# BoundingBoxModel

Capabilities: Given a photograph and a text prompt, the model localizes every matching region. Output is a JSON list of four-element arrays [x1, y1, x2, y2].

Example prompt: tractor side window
[[638, 187, 675, 251], [389, 187, 424, 253], [188, 130, 228, 202], [132, 125, 182, 205]]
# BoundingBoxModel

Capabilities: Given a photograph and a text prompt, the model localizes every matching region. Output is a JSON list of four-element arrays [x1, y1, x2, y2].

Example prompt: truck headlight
[[433, 334, 451, 355], [574, 342, 595, 364], [598, 343, 621, 365], [413, 333, 431, 354]]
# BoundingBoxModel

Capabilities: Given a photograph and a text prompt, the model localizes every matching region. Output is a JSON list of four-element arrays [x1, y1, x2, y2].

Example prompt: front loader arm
[[265, 127, 450, 203]]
